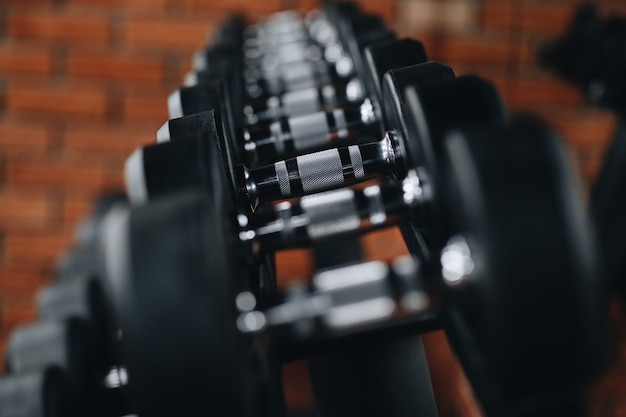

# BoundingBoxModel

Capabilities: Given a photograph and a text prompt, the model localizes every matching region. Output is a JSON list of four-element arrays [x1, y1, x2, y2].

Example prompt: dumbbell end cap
[[156, 120, 171, 143], [124, 148, 148, 204], [167, 90, 184, 119]]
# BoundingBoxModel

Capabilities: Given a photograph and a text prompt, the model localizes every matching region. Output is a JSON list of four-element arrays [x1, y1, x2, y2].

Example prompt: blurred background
[[0, 0, 625, 416]]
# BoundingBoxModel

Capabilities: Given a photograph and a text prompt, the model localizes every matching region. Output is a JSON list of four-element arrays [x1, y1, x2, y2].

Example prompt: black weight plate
[[397, 75, 507, 252], [159, 110, 219, 142], [363, 38, 428, 117], [199, 50, 247, 136], [54, 247, 99, 282], [127, 131, 218, 203], [199, 40, 243, 76], [0, 368, 81, 417], [55, 193, 126, 282], [339, 14, 395, 87], [441, 119, 604, 416], [591, 123, 626, 303], [73, 192, 127, 248], [172, 82, 226, 118], [127, 109, 239, 208], [125, 110, 276, 290], [381, 62, 457, 178], [109, 190, 263, 417], [36, 277, 115, 372], [37, 277, 106, 328], [390, 74, 506, 184]]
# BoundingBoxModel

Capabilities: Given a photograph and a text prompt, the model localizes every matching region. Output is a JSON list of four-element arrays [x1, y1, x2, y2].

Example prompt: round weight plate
[[128, 109, 239, 209], [384, 73, 506, 182], [381, 62, 457, 179], [0, 368, 80, 417], [73, 192, 126, 247], [37, 277, 114, 372], [339, 14, 394, 88], [108, 191, 263, 417], [6, 318, 95, 383], [363, 38, 428, 115], [393, 75, 507, 253], [590, 123, 626, 303], [174, 83, 225, 119], [37, 277, 106, 329], [441, 119, 603, 415], [170, 76, 245, 182], [54, 247, 99, 282]]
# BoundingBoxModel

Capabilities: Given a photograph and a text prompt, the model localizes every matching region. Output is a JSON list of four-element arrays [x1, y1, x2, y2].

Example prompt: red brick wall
[[0, 0, 624, 416]]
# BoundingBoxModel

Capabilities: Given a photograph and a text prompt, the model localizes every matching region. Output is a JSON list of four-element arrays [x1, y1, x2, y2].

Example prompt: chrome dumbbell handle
[[239, 130, 399, 208]]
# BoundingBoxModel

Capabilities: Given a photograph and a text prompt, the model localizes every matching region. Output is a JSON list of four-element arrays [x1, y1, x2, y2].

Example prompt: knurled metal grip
[[297, 148, 344, 194], [242, 137, 388, 206]]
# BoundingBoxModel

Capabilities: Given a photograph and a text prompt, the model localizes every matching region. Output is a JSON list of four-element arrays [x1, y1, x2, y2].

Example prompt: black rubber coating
[[441, 118, 604, 417], [0, 367, 80, 417], [6, 318, 95, 383], [116, 123, 268, 416], [590, 120, 626, 303], [37, 277, 114, 373], [364, 38, 428, 115], [397, 75, 507, 253], [115, 191, 265, 417]]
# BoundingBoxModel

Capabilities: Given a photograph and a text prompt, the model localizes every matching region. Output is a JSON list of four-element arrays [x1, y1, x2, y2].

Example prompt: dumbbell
[[102, 117, 603, 417]]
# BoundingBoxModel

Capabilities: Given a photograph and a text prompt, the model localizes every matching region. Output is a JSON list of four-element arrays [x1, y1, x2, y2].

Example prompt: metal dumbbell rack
[[0, 3, 612, 417]]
